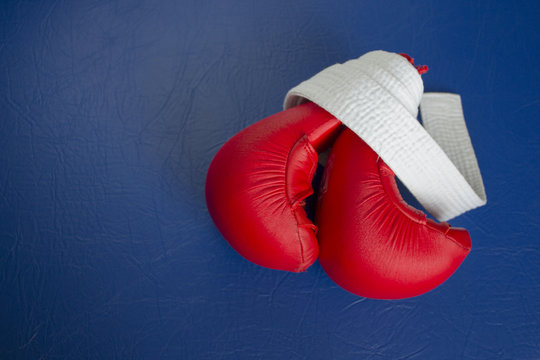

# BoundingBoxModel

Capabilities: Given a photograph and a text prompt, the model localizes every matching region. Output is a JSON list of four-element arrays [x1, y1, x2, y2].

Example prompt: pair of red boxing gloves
[[205, 51, 486, 299]]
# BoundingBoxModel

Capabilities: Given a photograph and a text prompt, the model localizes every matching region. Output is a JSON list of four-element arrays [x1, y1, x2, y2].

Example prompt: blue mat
[[1, 1, 539, 358]]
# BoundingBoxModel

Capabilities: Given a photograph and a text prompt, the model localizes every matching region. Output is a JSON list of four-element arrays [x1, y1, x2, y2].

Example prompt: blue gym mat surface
[[1, 1, 539, 359]]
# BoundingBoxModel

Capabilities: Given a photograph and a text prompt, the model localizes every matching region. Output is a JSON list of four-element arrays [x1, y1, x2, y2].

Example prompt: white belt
[[284, 50, 486, 221]]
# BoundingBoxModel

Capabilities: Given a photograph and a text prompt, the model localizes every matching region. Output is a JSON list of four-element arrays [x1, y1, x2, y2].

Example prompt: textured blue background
[[1, 1, 539, 359]]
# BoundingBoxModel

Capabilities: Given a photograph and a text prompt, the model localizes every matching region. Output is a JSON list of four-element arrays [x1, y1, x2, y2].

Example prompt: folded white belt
[[284, 50, 486, 221]]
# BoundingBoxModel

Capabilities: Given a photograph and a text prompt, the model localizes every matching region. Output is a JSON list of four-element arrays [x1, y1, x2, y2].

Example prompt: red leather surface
[[316, 128, 471, 299], [206, 102, 341, 272]]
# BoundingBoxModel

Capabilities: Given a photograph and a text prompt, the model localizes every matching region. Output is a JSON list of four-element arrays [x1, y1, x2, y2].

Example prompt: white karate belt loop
[[283, 50, 486, 221]]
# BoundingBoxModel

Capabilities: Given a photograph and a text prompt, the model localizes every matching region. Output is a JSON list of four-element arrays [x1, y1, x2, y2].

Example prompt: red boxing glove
[[206, 102, 341, 272], [316, 128, 471, 299], [208, 50, 484, 299]]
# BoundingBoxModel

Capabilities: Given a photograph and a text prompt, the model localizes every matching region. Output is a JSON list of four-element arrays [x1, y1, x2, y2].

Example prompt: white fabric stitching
[[283, 50, 487, 221]]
